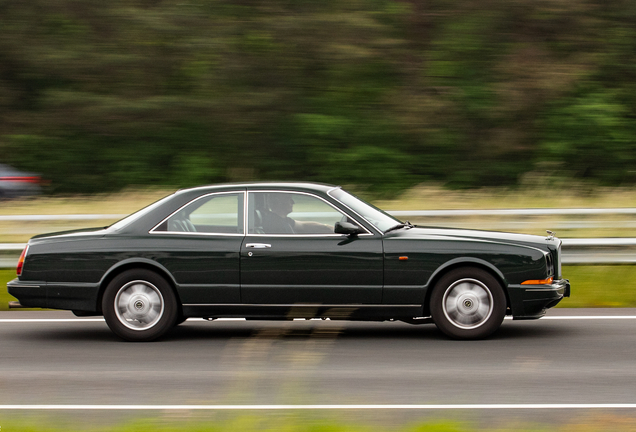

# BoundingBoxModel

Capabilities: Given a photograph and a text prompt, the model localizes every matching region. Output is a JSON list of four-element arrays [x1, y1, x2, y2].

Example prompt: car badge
[[546, 230, 555, 240]]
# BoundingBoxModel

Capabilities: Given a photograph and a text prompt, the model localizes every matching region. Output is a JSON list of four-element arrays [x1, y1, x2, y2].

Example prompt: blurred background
[[1, 0, 635, 197], [2, 3, 636, 430]]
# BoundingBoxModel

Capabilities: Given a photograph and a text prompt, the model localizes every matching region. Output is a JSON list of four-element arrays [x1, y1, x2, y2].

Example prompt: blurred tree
[[0, 0, 635, 195]]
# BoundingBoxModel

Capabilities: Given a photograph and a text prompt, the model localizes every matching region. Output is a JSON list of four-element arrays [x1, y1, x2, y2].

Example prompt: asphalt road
[[1, 309, 635, 425]]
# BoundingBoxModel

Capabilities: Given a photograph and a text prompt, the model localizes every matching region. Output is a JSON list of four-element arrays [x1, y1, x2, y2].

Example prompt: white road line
[[504, 316, 636, 320], [1, 316, 636, 323], [0, 404, 635, 410], [0, 319, 105, 322]]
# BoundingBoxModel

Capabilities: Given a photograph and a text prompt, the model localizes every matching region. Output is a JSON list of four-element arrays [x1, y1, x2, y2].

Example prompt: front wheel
[[102, 269, 178, 341], [430, 267, 506, 340]]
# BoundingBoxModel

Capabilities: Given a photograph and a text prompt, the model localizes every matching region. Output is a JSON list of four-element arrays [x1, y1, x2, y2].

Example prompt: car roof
[[175, 182, 339, 195]]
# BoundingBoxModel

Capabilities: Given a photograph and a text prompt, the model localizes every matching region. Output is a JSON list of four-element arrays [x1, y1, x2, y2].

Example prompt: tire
[[430, 267, 506, 340], [102, 269, 178, 342]]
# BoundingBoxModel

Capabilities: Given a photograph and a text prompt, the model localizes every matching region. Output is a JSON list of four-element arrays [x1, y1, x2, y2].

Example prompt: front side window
[[248, 192, 360, 235], [155, 192, 244, 234]]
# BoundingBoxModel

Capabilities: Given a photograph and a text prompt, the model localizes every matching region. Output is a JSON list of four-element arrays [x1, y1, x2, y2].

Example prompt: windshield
[[107, 193, 175, 231], [329, 188, 401, 233]]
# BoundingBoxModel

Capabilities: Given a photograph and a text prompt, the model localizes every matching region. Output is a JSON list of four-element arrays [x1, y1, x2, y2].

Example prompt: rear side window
[[155, 192, 244, 235]]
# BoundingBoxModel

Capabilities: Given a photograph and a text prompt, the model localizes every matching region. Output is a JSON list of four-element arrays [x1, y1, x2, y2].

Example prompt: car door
[[150, 191, 245, 305], [240, 190, 383, 304]]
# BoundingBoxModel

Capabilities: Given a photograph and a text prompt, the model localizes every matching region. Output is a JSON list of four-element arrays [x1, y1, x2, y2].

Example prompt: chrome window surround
[[246, 190, 373, 237], [326, 187, 385, 235], [149, 191, 246, 236], [149, 189, 373, 237]]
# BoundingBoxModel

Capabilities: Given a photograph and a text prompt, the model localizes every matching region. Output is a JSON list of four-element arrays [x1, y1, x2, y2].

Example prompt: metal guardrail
[[389, 208, 636, 216], [0, 214, 126, 221], [2, 210, 636, 267], [0, 243, 26, 251]]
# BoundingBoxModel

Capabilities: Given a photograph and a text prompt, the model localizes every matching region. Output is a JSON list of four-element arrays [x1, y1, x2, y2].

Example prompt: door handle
[[245, 243, 272, 248]]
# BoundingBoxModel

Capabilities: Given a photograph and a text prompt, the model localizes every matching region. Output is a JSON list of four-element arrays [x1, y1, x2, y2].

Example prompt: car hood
[[385, 226, 557, 250]]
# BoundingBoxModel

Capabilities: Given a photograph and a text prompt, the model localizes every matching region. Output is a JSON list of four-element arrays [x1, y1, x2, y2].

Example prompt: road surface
[[0, 309, 635, 426]]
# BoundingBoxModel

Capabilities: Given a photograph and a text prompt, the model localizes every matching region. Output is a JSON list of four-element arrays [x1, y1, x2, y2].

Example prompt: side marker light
[[521, 277, 553, 285]]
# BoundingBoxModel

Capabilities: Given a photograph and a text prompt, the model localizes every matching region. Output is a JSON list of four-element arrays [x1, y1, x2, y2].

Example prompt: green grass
[[2, 269, 17, 310], [0, 413, 635, 432], [0, 269, 44, 311], [3, 266, 636, 311], [558, 265, 636, 308]]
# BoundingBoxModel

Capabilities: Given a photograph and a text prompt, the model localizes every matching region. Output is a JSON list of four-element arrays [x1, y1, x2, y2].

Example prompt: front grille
[[546, 253, 554, 277]]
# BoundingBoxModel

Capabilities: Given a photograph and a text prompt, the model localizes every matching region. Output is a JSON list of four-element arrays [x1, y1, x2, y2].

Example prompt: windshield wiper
[[384, 220, 414, 233]]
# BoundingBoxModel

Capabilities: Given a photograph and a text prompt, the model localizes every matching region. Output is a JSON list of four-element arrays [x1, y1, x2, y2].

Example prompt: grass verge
[[0, 413, 635, 432], [3, 266, 636, 311], [557, 265, 636, 307], [1, 269, 44, 311]]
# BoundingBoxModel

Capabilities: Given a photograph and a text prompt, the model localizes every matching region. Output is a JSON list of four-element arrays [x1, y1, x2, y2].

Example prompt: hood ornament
[[546, 230, 555, 240]]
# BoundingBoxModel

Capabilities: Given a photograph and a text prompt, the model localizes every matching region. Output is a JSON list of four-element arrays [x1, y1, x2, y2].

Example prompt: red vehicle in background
[[0, 164, 42, 199]]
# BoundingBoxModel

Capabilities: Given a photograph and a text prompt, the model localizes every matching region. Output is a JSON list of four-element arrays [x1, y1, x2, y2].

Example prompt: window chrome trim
[[150, 231, 245, 237], [326, 187, 384, 235], [246, 190, 373, 237], [149, 191, 246, 236], [245, 233, 365, 238]]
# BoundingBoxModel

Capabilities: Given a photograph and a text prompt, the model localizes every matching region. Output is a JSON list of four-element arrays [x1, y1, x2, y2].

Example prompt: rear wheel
[[430, 267, 506, 340], [102, 269, 178, 341]]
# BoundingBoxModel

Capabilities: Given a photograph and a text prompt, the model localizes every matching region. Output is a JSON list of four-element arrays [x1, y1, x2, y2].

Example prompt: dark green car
[[8, 182, 570, 341]]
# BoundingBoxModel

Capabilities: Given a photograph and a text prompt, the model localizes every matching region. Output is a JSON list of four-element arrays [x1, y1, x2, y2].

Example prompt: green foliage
[[541, 90, 636, 184], [1, 0, 636, 196]]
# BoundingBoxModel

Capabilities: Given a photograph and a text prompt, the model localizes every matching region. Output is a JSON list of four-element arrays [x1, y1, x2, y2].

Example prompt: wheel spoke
[[117, 291, 131, 306], [445, 302, 458, 316], [130, 283, 145, 294], [477, 302, 490, 316], [145, 307, 160, 323]]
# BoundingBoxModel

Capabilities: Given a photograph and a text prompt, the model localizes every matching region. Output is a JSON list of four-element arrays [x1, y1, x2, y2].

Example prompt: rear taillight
[[17, 245, 28, 276], [0, 176, 40, 183]]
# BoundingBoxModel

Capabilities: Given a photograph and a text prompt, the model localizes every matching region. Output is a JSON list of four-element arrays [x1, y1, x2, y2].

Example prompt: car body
[[0, 164, 42, 199], [8, 182, 570, 341]]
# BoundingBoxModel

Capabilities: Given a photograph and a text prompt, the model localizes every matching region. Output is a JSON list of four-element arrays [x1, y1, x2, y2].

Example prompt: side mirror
[[334, 221, 363, 236]]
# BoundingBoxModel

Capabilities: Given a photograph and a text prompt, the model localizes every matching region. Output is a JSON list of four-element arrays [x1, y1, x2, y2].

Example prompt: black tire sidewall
[[102, 269, 178, 341], [430, 267, 506, 340]]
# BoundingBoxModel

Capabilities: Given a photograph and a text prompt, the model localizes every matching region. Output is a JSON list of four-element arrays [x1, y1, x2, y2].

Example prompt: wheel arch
[[423, 258, 510, 316], [96, 258, 182, 314]]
